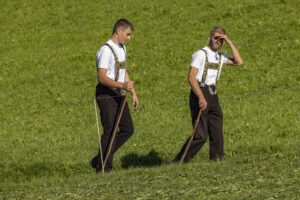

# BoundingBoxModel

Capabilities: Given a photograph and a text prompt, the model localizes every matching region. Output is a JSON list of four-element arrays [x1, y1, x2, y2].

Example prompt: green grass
[[1, 0, 300, 199]]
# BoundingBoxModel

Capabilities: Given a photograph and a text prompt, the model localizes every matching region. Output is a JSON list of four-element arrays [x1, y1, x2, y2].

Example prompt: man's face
[[209, 32, 224, 51], [117, 27, 132, 44]]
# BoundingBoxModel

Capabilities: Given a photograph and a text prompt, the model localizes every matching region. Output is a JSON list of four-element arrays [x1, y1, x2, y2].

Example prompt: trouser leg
[[207, 95, 223, 161], [96, 94, 119, 171], [89, 94, 117, 172], [93, 84, 134, 171], [173, 91, 208, 163], [111, 102, 134, 154]]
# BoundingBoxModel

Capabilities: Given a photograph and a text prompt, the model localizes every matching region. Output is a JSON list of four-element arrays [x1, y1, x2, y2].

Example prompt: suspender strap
[[200, 49, 209, 85], [104, 43, 119, 62], [215, 52, 222, 83], [208, 52, 222, 95], [199, 50, 223, 95], [103, 43, 127, 95], [199, 49, 222, 85], [104, 43, 120, 81]]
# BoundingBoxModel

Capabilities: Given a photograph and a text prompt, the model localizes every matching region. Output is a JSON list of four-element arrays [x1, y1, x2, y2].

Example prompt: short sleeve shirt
[[96, 39, 127, 83], [190, 46, 229, 85]]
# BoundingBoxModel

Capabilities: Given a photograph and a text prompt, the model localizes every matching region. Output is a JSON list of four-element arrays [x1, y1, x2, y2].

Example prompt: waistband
[[198, 82, 215, 88], [96, 83, 125, 97]]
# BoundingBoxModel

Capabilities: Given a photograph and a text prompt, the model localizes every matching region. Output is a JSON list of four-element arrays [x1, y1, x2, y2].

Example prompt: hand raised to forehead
[[214, 33, 231, 43]]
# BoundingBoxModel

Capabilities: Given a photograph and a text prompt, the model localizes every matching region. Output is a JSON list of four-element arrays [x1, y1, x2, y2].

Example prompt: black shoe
[[89, 156, 99, 169], [96, 167, 112, 174], [90, 156, 112, 174], [168, 159, 177, 165]]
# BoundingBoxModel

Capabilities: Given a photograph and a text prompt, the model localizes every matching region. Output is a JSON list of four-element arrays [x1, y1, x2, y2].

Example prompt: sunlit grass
[[1, 0, 299, 199]]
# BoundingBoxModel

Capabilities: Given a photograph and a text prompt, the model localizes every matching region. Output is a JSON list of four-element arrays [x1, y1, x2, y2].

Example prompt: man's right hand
[[123, 81, 135, 91], [198, 96, 207, 110]]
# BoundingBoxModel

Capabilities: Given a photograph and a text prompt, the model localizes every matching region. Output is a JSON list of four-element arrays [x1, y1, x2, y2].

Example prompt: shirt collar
[[108, 39, 124, 49], [204, 46, 220, 60]]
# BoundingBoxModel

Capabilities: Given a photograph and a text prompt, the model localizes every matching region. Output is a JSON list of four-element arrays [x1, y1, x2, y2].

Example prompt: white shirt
[[190, 46, 229, 85], [96, 39, 127, 83]]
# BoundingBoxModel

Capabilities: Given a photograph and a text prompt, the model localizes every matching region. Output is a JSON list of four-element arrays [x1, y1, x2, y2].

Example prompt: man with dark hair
[[90, 19, 138, 173], [172, 26, 243, 163], [112, 19, 134, 34]]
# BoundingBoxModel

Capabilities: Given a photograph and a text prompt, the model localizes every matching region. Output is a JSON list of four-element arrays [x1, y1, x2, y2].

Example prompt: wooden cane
[[179, 108, 203, 165], [102, 92, 129, 173], [94, 98, 105, 174]]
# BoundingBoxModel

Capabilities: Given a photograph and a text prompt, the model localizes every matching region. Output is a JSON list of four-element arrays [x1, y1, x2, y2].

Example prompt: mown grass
[[1, 0, 300, 199]]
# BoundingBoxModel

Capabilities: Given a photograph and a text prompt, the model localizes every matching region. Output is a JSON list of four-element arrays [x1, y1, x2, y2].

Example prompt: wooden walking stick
[[102, 92, 129, 173], [94, 97, 105, 174], [179, 108, 203, 165]]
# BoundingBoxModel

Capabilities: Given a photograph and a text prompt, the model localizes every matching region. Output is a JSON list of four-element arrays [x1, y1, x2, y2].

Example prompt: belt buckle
[[120, 88, 126, 96]]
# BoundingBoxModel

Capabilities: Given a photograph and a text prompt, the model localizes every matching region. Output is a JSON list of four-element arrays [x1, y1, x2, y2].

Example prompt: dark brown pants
[[174, 86, 223, 162], [91, 83, 134, 171]]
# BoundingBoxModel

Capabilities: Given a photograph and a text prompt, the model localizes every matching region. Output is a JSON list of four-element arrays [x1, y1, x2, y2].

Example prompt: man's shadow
[[121, 150, 163, 169]]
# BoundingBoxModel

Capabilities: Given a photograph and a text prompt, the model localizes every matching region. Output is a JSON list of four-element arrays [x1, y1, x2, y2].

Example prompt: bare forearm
[[130, 87, 136, 95], [99, 76, 124, 88], [189, 77, 204, 99], [227, 40, 243, 65], [188, 67, 207, 109], [98, 70, 124, 88], [125, 71, 130, 82], [125, 72, 137, 95]]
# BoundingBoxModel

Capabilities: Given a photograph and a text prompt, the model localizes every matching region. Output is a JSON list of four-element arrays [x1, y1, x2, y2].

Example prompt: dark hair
[[112, 19, 134, 34], [210, 27, 226, 37]]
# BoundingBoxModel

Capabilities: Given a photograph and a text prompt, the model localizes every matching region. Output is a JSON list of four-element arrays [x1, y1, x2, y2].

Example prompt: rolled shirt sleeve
[[190, 51, 205, 69], [96, 47, 111, 70], [222, 53, 230, 65]]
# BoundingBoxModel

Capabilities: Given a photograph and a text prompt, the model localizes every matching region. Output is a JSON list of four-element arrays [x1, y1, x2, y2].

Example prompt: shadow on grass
[[121, 150, 163, 169]]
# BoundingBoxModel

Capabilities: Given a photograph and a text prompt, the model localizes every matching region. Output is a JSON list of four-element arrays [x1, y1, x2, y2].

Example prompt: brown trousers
[[91, 83, 134, 171], [174, 86, 224, 162]]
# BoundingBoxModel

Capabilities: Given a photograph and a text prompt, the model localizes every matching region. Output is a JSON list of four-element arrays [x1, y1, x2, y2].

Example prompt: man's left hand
[[132, 93, 139, 110]]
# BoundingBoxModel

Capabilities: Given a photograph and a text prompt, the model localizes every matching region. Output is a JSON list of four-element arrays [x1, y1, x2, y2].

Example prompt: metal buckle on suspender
[[208, 85, 217, 95], [199, 82, 217, 95], [199, 82, 206, 88]]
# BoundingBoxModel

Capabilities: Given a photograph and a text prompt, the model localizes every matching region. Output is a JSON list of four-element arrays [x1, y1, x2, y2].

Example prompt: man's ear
[[208, 35, 211, 40], [116, 27, 121, 35]]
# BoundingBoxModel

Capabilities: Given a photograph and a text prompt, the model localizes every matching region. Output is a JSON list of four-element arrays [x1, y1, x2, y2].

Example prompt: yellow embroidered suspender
[[103, 43, 127, 95], [199, 49, 222, 95], [200, 49, 209, 87], [103, 43, 127, 81]]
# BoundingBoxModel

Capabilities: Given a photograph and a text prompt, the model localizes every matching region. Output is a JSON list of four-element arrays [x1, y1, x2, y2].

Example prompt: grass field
[[1, 0, 300, 199]]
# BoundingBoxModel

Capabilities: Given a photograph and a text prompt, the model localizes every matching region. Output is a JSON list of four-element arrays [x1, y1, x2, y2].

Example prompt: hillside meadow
[[0, 0, 299, 199]]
